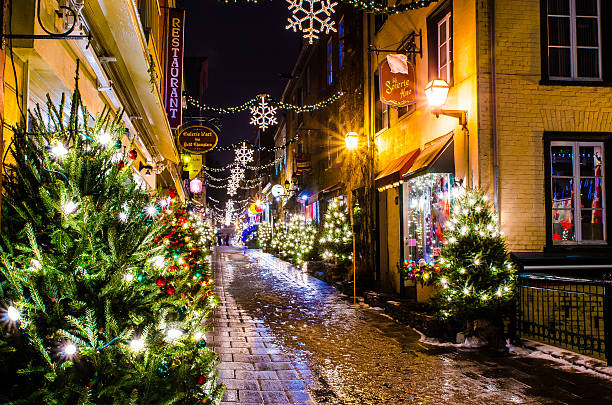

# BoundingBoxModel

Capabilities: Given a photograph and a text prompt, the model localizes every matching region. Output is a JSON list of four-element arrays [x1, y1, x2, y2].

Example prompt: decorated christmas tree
[[320, 198, 352, 264], [0, 77, 222, 403], [286, 217, 317, 267], [435, 189, 517, 323], [257, 222, 273, 251], [271, 221, 290, 259]]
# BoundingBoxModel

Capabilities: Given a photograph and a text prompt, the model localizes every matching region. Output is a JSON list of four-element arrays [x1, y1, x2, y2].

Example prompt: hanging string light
[[213, 132, 300, 152], [220, 0, 438, 14], [341, 0, 439, 14], [249, 95, 278, 130], [185, 92, 343, 116]]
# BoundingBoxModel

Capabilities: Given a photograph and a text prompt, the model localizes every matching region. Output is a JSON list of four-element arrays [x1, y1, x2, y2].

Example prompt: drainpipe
[[489, 0, 500, 217]]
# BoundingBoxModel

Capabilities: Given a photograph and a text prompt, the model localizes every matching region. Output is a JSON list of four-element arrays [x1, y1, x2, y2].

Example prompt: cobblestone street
[[207, 247, 612, 404]]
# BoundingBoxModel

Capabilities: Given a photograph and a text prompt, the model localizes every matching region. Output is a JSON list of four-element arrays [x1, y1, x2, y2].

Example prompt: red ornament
[[116, 160, 125, 170], [166, 284, 176, 295], [168, 189, 177, 199], [156, 276, 167, 287], [169, 265, 178, 272], [196, 374, 207, 385], [128, 149, 137, 160]]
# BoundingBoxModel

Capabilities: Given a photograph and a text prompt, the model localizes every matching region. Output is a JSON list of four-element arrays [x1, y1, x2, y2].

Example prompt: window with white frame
[[550, 141, 606, 243], [437, 13, 451, 83], [546, 0, 601, 80]]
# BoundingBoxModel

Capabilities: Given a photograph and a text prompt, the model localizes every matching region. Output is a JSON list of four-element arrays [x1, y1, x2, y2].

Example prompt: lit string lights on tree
[[286, 0, 337, 44], [435, 188, 517, 320], [250, 95, 278, 130], [320, 198, 353, 263]]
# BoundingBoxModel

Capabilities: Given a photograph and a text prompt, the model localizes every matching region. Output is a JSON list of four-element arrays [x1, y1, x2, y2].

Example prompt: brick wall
[[477, 0, 612, 251]]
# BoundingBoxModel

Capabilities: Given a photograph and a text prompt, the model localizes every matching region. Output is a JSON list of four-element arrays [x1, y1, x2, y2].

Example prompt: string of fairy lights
[[185, 92, 343, 116], [207, 0, 439, 223], [220, 0, 438, 14], [218, 0, 438, 47]]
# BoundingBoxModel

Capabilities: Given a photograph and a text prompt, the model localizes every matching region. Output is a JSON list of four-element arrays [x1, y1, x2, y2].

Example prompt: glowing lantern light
[[424, 79, 450, 107], [190, 178, 203, 194]]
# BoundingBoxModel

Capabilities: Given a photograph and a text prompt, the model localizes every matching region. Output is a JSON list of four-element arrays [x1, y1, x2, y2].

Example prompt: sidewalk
[[207, 247, 314, 404]]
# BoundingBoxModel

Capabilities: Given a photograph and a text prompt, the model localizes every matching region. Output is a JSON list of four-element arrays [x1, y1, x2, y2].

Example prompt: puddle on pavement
[[214, 248, 612, 404]]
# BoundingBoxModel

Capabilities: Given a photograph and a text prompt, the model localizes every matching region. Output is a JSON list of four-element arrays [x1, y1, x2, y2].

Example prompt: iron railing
[[516, 273, 612, 364]]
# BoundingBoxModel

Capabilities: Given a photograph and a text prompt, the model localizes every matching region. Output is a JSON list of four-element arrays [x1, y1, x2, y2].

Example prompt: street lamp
[[345, 131, 359, 150], [424, 79, 467, 128], [424, 79, 470, 186], [344, 132, 360, 307]]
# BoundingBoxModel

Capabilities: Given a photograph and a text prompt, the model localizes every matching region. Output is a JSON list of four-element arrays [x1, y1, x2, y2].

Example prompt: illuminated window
[[549, 140, 606, 244]]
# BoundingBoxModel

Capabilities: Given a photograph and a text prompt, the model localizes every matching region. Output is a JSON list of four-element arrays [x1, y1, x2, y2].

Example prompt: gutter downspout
[[490, 0, 500, 217]]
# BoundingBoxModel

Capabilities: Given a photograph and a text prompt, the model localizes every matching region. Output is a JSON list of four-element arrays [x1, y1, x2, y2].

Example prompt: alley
[[208, 247, 612, 405]]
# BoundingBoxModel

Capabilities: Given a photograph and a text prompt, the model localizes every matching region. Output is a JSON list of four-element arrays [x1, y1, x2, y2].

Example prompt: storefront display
[[403, 173, 454, 264]]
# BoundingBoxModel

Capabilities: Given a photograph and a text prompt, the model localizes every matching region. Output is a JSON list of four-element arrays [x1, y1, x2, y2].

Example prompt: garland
[[218, 0, 438, 14], [186, 92, 343, 115]]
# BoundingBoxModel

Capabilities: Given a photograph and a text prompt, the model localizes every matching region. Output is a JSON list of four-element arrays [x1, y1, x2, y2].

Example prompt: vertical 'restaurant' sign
[[165, 8, 184, 129]]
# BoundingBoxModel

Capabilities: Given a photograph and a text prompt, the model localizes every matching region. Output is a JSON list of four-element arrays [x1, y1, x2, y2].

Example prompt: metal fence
[[515, 273, 612, 364]]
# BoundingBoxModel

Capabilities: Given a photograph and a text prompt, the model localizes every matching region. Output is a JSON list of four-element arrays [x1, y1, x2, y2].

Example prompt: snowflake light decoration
[[286, 0, 337, 44], [250, 95, 278, 131], [234, 144, 254, 165], [230, 166, 245, 179]]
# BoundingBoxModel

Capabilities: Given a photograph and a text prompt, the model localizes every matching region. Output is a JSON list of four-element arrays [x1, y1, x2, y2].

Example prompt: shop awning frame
[[375, 149, 420, 190], [403, 133, 454, 181]]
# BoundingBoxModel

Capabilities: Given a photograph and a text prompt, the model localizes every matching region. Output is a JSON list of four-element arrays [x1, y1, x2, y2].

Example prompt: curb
[[514, 339, 612, 379]]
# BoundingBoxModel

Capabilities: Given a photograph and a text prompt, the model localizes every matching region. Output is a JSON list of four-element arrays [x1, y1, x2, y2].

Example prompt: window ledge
[[539, 79, 612, 87], [543, 244, 611, 254]]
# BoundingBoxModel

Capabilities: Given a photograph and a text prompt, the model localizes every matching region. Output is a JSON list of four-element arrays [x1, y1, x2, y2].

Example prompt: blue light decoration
[[241, 224, 258, 242]]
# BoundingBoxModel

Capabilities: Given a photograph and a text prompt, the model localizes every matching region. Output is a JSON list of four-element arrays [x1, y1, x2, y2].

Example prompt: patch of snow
[[507, 339, 612, 381]]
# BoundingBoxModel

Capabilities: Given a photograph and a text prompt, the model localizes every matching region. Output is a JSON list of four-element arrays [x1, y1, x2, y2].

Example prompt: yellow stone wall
[[478, 0, 612, 251], [374, 0, 612, 290]]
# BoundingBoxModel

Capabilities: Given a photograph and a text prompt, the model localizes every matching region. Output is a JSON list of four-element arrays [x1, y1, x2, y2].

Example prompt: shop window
[[339, 16, 345, 68], [549, 140, 606, 244], [306, 201, 320, 223], [374, 70, 389, 134], [427, 1, 453, 84], [542, 0, 603, 81], [404, 173, 454, 263]]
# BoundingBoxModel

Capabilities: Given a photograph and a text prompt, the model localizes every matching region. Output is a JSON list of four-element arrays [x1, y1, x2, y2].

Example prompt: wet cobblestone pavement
[[208, 247, 612, 404]]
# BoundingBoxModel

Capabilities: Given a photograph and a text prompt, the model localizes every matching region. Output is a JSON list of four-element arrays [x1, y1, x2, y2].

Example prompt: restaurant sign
[[178, 125, 219, 154], [164, 8, 185, 129], [378, 55, 416, 107]]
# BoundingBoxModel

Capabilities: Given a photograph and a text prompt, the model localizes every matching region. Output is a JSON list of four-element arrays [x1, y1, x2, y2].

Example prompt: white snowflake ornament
[[234, 144, 254, 165], [250, 95, 278, 131], [286, 0, 337, 44]]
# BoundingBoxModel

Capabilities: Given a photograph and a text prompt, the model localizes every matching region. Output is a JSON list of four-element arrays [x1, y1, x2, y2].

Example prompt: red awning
[[375, 148, 420, 189], [320, 182, 344, 194]]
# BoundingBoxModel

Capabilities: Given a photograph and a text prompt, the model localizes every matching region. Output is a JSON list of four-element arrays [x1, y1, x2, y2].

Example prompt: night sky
[[183, 0, 301, 167]]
